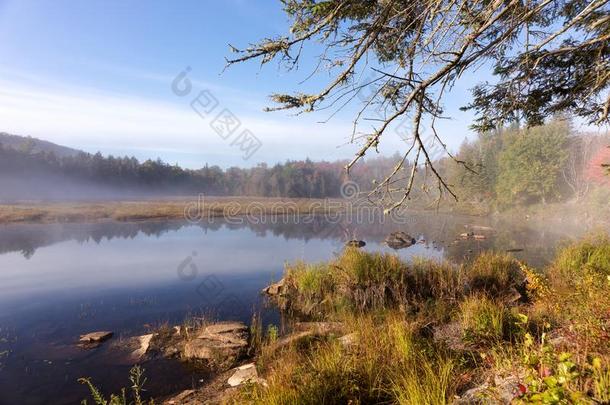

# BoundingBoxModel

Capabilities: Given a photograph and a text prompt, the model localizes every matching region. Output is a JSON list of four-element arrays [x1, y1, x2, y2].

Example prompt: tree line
[[0, 141, 396, 199], [439, 118, 610, 208], [0, 121, 607, 206]]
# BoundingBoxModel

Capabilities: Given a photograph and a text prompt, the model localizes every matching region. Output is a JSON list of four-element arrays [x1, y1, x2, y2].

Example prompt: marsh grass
[[0, 197, 339, 224], [280, 248, 465, 318], [534, 234, 610, 355], [279, 247, 527, 321]]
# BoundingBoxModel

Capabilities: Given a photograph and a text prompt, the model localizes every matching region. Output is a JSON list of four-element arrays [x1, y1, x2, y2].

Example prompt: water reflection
[[0, 212, 596, 267]]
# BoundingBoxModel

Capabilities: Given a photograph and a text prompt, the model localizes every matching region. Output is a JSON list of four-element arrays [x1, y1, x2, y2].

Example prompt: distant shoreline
[[0, 197, 346, 225]]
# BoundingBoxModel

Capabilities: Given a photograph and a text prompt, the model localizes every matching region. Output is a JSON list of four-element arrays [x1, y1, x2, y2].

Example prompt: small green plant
[[266, 324, 279, 344], [459, 295, 512, 345], [79, 365, 154, 405], [517, 332, 584, 404]]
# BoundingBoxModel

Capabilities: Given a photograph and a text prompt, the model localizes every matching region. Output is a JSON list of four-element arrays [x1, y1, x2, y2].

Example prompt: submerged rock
[[385, 232, 416, 249], [466, 225, 494, 232], [346, 240, 366, 248]]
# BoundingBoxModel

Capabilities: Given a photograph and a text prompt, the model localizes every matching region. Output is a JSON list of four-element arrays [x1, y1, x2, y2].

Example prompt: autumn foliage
[[585, 146, 610, 186]]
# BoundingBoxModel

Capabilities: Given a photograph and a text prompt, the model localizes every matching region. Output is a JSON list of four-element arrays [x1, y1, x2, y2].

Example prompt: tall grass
[[238, 315, 460, 404], [459, 295, 513, 345]]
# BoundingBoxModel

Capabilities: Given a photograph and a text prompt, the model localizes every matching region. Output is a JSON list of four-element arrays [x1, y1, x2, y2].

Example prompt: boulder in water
[[346, 240, 366, 248], [78, 331, 113, 348], [385, 232, 416, 249]]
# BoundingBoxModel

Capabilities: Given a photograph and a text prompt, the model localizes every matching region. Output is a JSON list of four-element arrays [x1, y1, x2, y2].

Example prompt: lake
[[0, 211, 600, 404]]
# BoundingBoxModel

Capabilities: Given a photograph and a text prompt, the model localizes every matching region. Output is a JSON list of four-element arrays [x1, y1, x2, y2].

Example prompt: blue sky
[[0, 0, 489, 168]]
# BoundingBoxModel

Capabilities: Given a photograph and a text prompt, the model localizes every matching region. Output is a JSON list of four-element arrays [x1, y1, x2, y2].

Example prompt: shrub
[[539, 235, 610, 353]]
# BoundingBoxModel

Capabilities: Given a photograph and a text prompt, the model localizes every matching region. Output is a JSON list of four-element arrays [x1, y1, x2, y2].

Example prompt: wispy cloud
[[0, 74, 375, 167]]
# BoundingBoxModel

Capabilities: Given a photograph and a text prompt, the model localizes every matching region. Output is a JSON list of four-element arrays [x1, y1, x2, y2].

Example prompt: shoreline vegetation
[[81, 234, 610, 404]]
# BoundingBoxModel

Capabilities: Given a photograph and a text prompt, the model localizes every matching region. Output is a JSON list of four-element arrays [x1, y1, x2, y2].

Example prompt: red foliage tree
[[585, 146, 610, 186]]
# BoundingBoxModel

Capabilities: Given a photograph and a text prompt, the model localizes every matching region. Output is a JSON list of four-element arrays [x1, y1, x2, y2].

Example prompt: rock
[[227, 363, 265, 387], [270, 322, 345, 351], [131, 334, 154, 360], [182, 322, 248, 368], [346, 240, 366, 248], [453, 374, 524, 404], [504, 287, 522, 303], [163, 389, 196, 405], [293, 322, 344, 335], [78, 331, 113, 348], [466, 225, 494, 232], [338, 333, 357, 347], [460, 232, 474, 239], [262, 278, 285, 296], [385, 232, 416, 249], [272, 330, 315, 350], [473, 234, 486, 240], [433, 321, 465, 351]]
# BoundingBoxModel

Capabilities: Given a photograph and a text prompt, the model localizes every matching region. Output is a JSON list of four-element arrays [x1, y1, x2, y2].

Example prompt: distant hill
[[0, 132, 82, 158]]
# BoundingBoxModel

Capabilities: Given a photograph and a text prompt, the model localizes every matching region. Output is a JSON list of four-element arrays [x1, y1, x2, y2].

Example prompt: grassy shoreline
[[79, 235, 610, 403]]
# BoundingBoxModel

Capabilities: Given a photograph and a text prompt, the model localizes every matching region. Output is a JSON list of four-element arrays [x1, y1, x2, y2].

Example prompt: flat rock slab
[[163, 389, 196, 405], [182, 321, 249, 368], [227, 363, 259, 387], [78, 331, 114, 349], [79, 331, 113, 344], [131, 334, 154, 360]]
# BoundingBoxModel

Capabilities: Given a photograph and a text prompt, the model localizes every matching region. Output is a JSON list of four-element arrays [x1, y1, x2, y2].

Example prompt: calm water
[[0, 213, 601, 404]]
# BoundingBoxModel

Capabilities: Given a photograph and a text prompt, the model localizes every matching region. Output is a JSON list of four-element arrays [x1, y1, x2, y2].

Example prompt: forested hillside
[[0, 133, 81, 158], [0, 135, 397, 201]]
